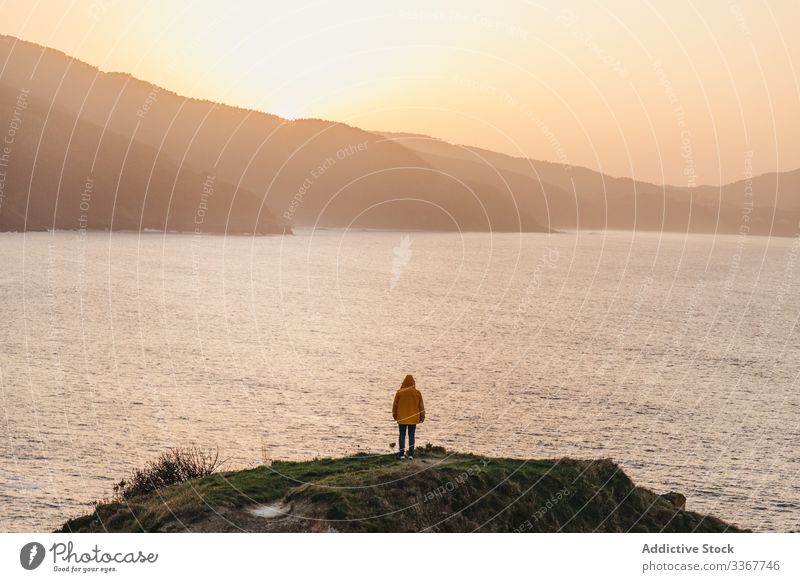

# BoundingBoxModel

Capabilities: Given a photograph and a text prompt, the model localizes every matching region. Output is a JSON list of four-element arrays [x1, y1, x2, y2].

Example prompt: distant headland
[[59, 447, 745, 533]]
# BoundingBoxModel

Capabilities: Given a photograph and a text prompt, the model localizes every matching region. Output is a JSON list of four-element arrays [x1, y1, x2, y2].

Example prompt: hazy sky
[[1, 0, 798, 185]]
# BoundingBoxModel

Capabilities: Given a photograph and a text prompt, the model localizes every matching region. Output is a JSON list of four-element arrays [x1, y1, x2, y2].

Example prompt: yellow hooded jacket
[[392, 386, 425, 425]]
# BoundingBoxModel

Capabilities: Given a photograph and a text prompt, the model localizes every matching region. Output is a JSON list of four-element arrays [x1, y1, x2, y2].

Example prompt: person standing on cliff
[[392, 374, 425, 460]]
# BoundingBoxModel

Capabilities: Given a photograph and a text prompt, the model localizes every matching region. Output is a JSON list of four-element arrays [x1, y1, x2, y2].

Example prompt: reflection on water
[[1, 229, 798, 531]]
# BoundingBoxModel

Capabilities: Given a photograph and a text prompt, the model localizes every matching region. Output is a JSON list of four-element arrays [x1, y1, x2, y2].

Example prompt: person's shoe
[[408, 456, 414, 461]]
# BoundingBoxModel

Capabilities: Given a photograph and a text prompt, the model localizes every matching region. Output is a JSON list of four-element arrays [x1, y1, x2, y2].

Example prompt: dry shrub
[[113, 447, 220, 500]]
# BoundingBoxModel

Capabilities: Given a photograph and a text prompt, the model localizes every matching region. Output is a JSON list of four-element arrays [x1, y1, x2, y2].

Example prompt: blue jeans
[[398, 424, 416, 457]]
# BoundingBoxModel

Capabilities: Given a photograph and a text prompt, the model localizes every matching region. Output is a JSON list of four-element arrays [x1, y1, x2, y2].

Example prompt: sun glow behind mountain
[[1, 0, 798, 185]]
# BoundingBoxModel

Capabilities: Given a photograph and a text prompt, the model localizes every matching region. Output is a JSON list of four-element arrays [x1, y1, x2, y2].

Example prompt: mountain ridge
[[2, 33, 797, 235]]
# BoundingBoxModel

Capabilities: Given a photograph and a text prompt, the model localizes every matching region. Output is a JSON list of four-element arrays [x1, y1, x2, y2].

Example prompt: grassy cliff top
[[59, 446, 745, 533]]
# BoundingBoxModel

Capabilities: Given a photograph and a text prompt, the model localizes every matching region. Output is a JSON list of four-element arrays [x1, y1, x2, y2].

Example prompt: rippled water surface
[[1, 230, 798, 531]]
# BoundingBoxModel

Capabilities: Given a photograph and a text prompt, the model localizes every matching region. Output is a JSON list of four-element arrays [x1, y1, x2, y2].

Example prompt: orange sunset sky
[[1, 0, 798, 186]]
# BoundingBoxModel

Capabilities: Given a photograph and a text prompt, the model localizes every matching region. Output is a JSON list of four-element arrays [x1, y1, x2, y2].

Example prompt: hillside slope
[[0, 86, 288, 234], [382, 132, 800, 236], [59, 448, 744, 533], [4, 34, 796, 235], [0, 35, 547, 232]]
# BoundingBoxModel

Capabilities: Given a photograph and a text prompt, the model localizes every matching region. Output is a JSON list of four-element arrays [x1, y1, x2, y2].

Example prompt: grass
[[58, 445, 745, 533]]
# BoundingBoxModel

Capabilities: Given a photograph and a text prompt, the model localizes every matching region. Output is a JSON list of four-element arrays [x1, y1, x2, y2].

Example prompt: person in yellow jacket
[[392, 374, 425, 460]]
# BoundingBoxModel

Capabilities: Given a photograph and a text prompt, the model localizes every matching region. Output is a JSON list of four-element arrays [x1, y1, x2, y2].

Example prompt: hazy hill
[[0, 86, 287, 234], [2, 34, 797, 235], [0, 35, 546, 232], [381, 132, 800, 235], [58, 447, 744, 533]]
